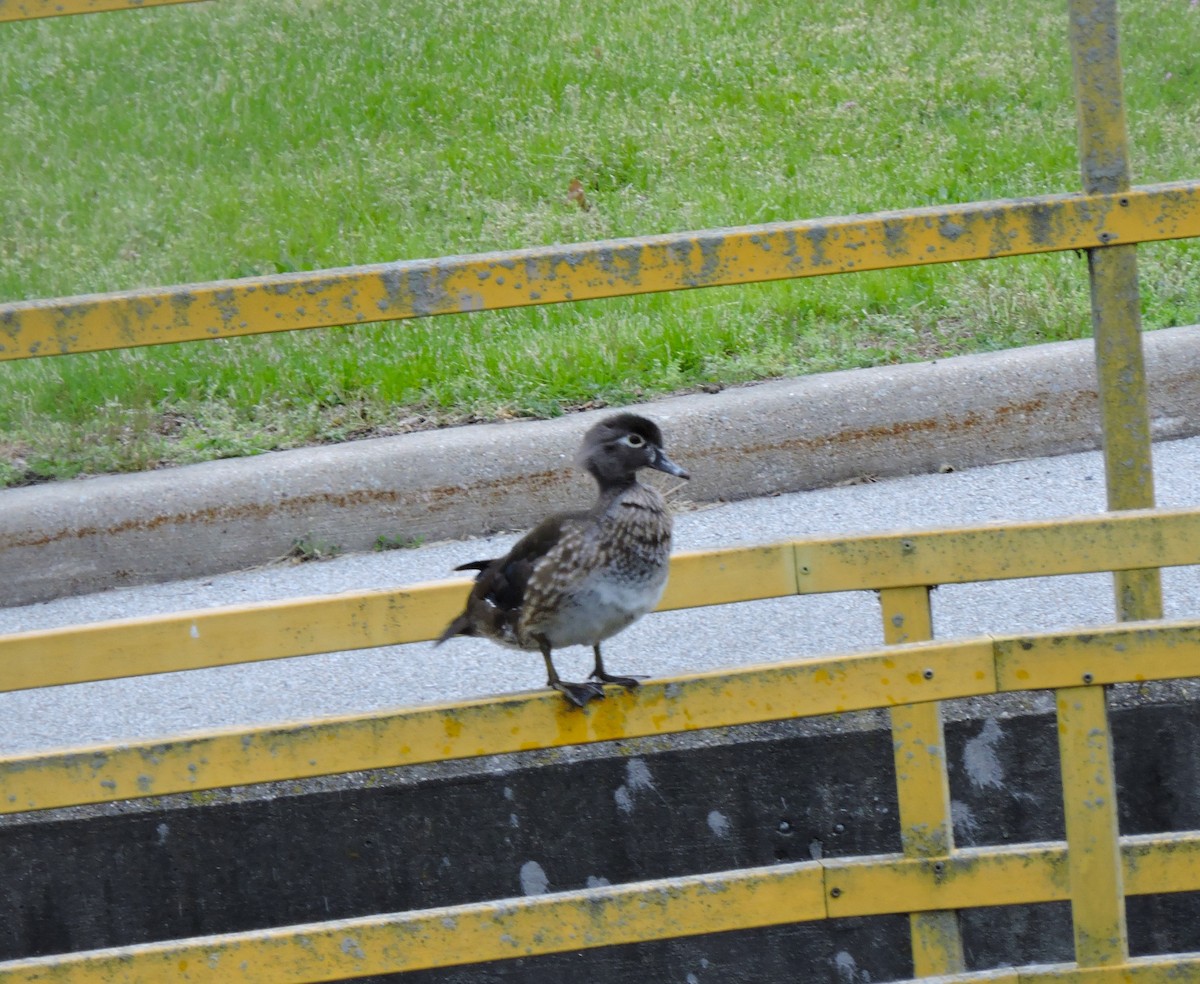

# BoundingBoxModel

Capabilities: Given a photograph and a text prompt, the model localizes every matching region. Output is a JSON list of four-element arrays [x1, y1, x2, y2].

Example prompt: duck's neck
[[593, 476, 670, 518], [590, 476, 632, 510]]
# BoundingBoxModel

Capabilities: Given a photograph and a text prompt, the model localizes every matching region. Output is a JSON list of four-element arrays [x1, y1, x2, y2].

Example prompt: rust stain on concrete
[[3, 468, 575, 551], [3, 393, 1101, 555]]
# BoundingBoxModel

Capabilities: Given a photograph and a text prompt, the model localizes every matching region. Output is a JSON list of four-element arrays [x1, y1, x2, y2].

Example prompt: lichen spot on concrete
[[614, 785, 634, 814], [616, 758, 658, 814], [707, 809, 731, 839], [626, 758, 654, 792], [963, 718, 1005, 790], [519, 860, 549, 896], [833, 950, 859, 982]]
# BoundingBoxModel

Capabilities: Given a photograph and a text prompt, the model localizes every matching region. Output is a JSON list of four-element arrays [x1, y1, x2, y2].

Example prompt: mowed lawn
[[0, 0, 1197, 485]]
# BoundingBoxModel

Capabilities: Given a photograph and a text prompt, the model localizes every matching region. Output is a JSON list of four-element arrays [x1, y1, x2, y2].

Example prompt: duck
[[436, 413, 690, 707]]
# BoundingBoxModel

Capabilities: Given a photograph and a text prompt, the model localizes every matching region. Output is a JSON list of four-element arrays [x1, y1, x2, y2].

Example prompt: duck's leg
[[589, 643, 644, 690], [536, 636, 605, 707]]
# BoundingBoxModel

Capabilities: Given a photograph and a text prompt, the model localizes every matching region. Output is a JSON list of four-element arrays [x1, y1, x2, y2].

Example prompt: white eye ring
[[622, 433, 646, 448]]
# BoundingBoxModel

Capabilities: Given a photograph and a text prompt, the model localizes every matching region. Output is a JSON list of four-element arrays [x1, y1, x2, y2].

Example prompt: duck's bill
[[653, 450, 690, 480]]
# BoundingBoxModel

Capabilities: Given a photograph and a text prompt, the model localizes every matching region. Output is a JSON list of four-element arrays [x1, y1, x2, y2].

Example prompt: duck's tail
[[436, 558, 495, 645], [435, 613, 474, 646]]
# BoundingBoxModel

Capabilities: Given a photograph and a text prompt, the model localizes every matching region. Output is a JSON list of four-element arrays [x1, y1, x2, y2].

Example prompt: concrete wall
[[5, 691, 1200, 981]]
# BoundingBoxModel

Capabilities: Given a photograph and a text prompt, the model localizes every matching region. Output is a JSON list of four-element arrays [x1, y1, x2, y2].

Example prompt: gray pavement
[[4, 434, 1200, 757]]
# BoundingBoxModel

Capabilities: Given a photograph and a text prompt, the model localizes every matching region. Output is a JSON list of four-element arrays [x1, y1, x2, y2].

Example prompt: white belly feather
[[537, 567, 668, 648]]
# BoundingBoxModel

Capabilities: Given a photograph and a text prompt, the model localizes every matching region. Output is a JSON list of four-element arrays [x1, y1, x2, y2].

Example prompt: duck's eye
[[622, 433, 646, 448]]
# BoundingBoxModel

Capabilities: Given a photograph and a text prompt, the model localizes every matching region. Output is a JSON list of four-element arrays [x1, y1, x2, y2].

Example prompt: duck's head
[[575, 413, 690, 485]]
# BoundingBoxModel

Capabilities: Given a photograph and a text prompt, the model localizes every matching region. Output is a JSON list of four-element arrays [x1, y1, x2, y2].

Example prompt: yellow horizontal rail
[[4, 507, 1197, 695], [0, 0, 205, 21], [824, 842, 1069, 918], [0, 835, 1195, 984], [826, 832, 1200, 918], [996, 623, 1200, 689], [6, 618, 1199, 814], [1, 863, 824, 983], [0, 543, 795, 692], [824, 831, 1200, 919], [931, 954, 1200, 984], [2, 182, 1198, 361], [0, 579, 466, 692], [791, 506, 1200, 594], [0, 636, 995, 811]]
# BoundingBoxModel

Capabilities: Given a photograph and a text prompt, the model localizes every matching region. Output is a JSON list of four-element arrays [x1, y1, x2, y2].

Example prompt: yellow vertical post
[[881, 585, 965, 977], [1067, 0, 1162, 622], [1062, 0, 1146, 966], [1063, 2, 1139, 966], [1056, 685, 1128, 965]]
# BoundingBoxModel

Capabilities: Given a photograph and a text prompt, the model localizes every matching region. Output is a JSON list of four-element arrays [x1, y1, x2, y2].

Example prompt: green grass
[[1, 0, 1198, 486]]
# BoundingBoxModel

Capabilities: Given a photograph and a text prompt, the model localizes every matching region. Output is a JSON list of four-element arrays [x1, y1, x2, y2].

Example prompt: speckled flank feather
[[519, 482, 673, 649]]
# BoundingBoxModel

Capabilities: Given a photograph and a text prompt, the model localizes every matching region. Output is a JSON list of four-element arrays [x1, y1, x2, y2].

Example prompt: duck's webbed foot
[[589, 670, 644, 689], [537, 636, 606, 708], [589, 644, 645, 690], [553, 679, 607, 707]]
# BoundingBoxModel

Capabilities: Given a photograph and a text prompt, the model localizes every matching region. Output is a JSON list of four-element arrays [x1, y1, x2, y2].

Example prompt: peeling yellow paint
[[0, 0, 206, 21], [2, 184, 1199, 362]]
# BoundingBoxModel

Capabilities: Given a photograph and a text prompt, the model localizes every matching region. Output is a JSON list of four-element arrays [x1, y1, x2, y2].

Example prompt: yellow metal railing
[[4, 0, 1200, 980], [0, 0, 205, 23], [1068, 0, 1162, 625], [2, 183, 1198, 362], [0, 0, 1186, 634], [3, 507, 1200, 981]]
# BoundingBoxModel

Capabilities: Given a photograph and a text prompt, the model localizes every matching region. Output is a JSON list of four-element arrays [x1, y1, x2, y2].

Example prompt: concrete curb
[[4, 325, 1200, 607]]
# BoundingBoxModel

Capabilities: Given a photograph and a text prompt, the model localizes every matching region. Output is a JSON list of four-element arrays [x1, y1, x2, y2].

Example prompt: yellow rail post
[[1068, 0, 1162, 623], [1056, 685, 1129, 966], [1062, 0, 1144, 966], [880, 585, 965, 976]]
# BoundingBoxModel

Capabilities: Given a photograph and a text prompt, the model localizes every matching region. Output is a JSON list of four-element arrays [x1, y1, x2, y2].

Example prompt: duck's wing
[[476, 511, 588, 610], [436, 512, 586, 644]]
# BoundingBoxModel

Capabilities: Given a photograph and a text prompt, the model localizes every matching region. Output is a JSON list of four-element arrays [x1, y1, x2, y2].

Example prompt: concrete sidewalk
[[4, 325, 1200, 607]]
